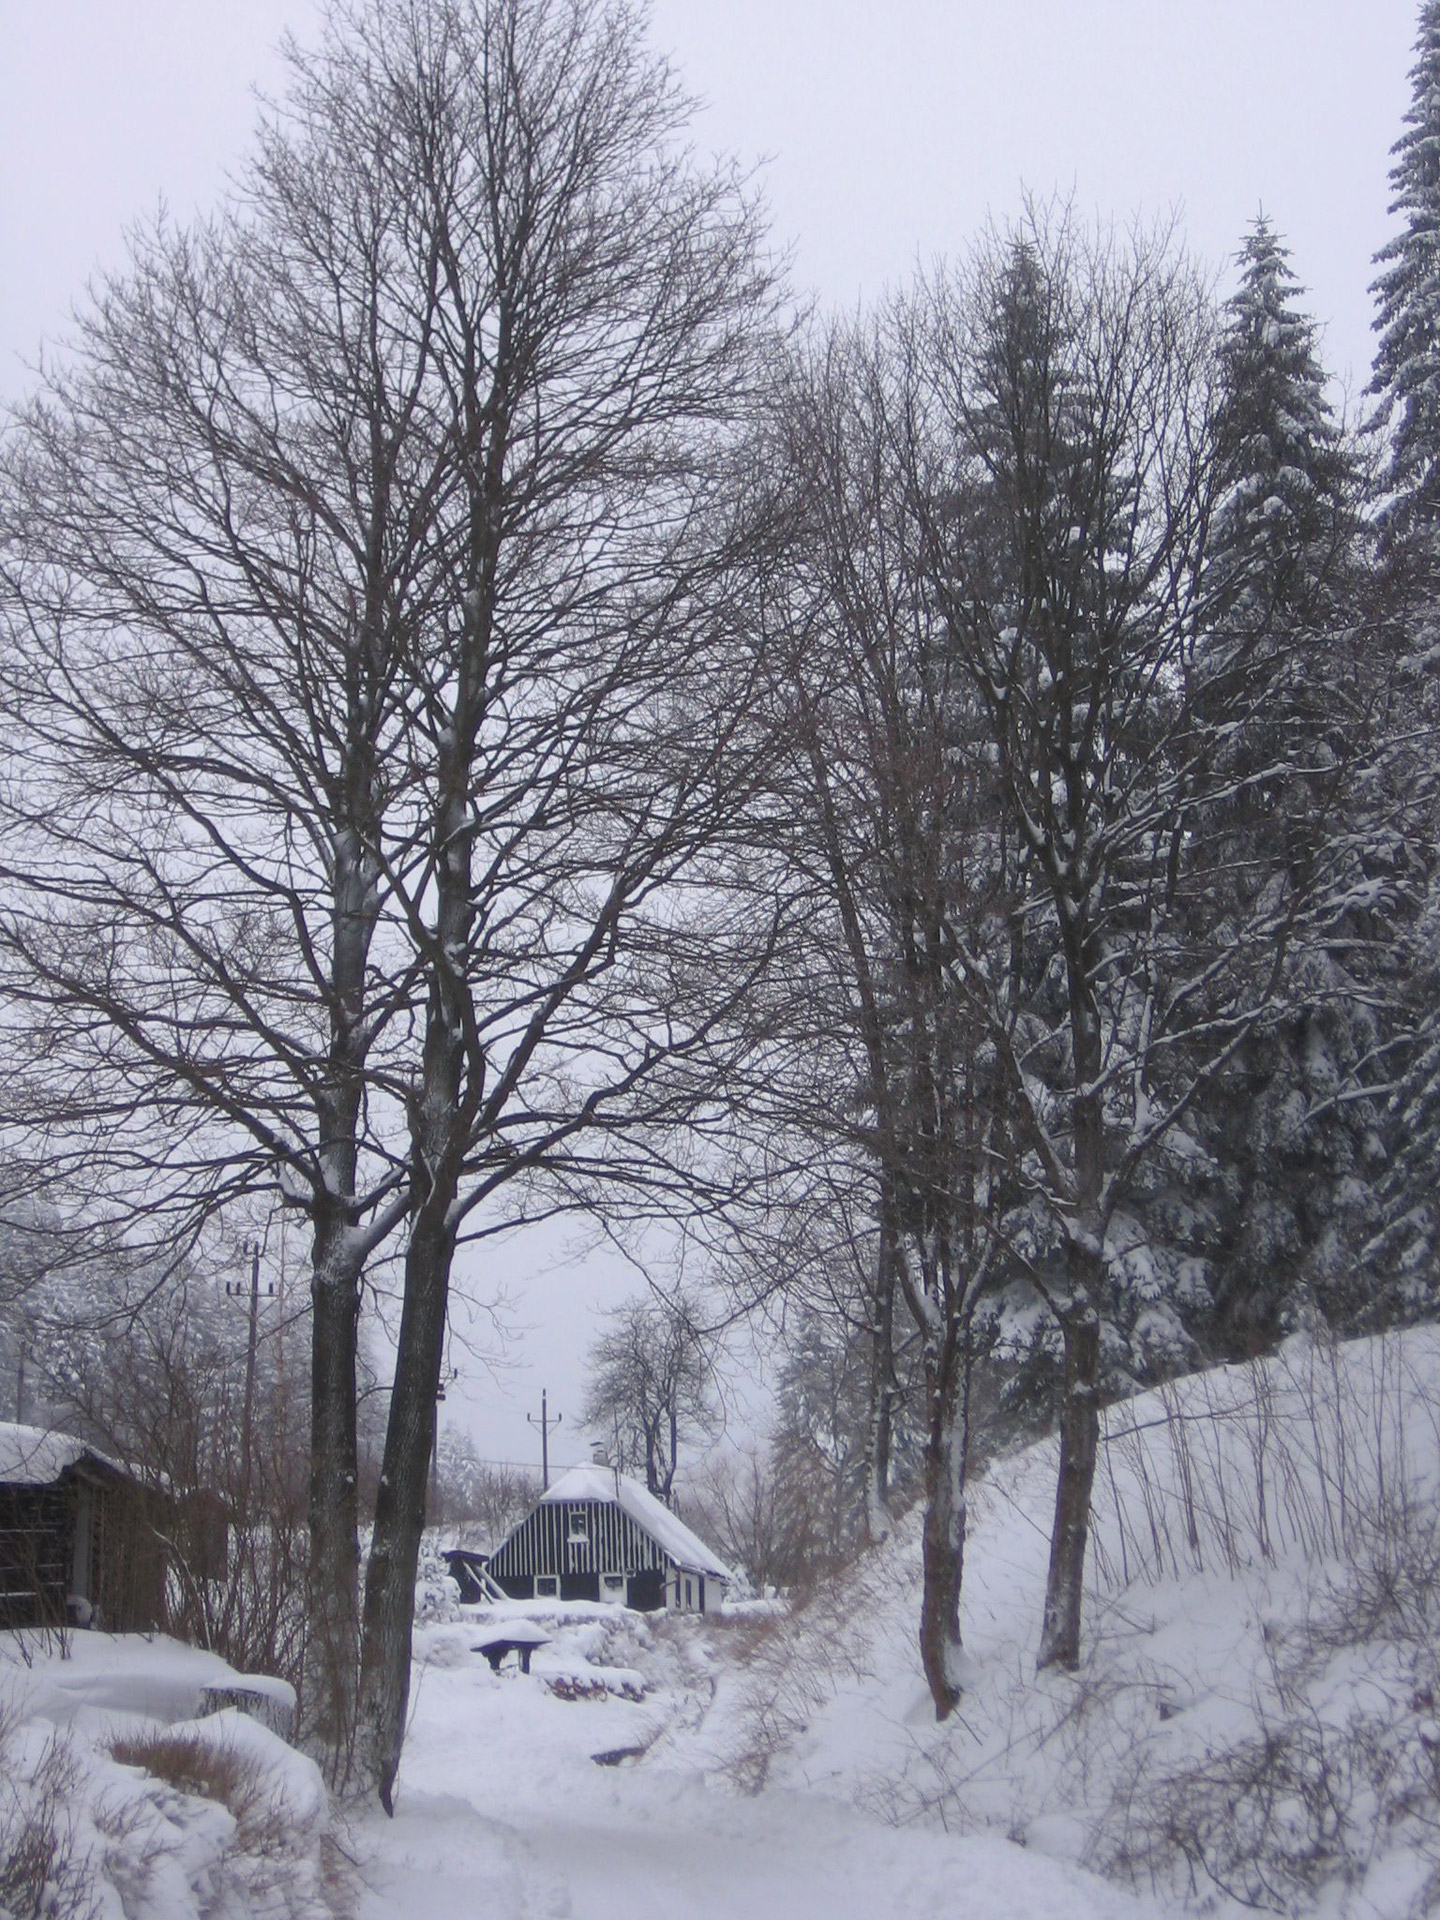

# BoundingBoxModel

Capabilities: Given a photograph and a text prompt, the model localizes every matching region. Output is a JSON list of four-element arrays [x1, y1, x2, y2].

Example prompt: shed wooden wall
[[0, 1468, 165, 1632]]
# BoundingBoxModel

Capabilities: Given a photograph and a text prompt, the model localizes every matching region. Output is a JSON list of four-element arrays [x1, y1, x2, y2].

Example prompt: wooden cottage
[[486, 1461, 733, 1613], [0, 1423, 167, 1632]]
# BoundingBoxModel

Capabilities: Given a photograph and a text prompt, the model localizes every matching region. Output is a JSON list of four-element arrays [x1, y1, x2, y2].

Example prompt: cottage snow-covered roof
[[539, 1462, 734, 1582], [0, 1422, 127, 1487]]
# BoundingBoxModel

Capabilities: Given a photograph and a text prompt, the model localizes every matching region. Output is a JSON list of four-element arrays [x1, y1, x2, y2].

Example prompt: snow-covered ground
[[360, 1603, 1154, 1920], [679, 1328, 1440, 1919], [9, 1327, 1440, 1918]]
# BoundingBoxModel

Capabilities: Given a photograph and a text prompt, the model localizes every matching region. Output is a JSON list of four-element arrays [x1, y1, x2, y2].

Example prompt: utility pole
[[429, 1373, 451, 1521], [227, 1242, 274, 1515], [528, 1390, 562, 1491]]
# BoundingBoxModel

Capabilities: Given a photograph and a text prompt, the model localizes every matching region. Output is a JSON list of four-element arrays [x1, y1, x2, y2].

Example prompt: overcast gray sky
[[2, 3, 1420, 399], [0, 0, 1425, 1467]]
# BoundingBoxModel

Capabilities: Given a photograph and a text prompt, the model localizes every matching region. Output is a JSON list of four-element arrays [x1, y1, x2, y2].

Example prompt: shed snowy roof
[[0, 1423, 126, 1487], [539, 1463, 734, 1581]]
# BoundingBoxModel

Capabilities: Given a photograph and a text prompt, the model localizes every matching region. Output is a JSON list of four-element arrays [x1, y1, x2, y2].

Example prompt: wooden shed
[[486, 1462, 733, 1613], [0, 1424, 167, 1632]]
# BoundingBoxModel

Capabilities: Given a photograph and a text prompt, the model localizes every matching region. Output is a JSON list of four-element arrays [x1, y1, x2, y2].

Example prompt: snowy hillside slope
[[697, 1328, 1440, 1918]]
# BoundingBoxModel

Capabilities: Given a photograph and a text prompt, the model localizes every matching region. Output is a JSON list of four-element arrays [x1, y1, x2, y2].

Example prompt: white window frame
[[536, 1574, 560, 1597]]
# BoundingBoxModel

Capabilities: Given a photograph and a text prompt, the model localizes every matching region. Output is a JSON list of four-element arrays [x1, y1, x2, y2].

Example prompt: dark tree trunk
[[1036, 915, 1107, 1673], [305, 1208, 365, 1781], [865, 1209, 898, 1545], [1037, 1295, 1101, 1671], [356, 1195, 453, 1812], [918, 1316, 969, 1718], [303, 818, 383, 1785]]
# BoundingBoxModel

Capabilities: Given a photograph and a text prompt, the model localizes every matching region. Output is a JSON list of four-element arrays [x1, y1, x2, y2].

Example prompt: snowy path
[[356, 1632, 1159, 1920]]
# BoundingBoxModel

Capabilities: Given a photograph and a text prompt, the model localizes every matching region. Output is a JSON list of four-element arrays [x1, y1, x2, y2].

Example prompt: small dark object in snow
[[198, 1682, 295, 1739], [471, 1622, 550, 1674], [592, 1744, 648, 1767]]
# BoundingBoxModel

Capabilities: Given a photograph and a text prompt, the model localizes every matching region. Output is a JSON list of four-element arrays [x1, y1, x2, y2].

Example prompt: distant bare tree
[[582, 1290, 720, 1500], [436, 1443, 539, 1551]]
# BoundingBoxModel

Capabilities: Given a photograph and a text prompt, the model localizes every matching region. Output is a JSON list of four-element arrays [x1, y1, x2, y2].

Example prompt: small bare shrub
[[723, 1528, 909, 1793], [0, 1715, 99, 1920], [544, 1673, 646, 1703], [110, 1727, 260, 1809], [1091, 1333, 1440, 1593]]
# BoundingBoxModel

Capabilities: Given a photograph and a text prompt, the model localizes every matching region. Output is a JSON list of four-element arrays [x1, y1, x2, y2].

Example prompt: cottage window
[[601, 1571, 625, 1601], [536, 1575, 559, 1597], [566, 1506, 589, 1543]]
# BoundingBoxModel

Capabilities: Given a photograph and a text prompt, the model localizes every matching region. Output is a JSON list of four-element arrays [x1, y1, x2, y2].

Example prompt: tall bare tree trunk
[[864, 1209, 897, 1546], [356, 1200, 454, 1811], [306, 1213, 365, 1778], [1037, 1291, 1101, 1671], [357, 733, 473, 1808], [918, 1313, 969, 1718], [1036, 924, 1106, 1672]]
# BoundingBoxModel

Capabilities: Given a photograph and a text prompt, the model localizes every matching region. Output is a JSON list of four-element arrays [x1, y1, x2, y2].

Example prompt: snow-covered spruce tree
[[1190, 220, 1388, 1352], [1212, 216, 1353, 615], [1371, 1, 1440, 538], [1362, 6, 1440, 1317], [909, 210, 1346, 1674]]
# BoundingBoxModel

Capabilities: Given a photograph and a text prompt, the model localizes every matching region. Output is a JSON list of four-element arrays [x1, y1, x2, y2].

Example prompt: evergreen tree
[[1190, 220, 1395, 1352], [1370, 0, 1440, 532], [1365, 6, 1440, 1313], [1212, 216, 1352, 614]]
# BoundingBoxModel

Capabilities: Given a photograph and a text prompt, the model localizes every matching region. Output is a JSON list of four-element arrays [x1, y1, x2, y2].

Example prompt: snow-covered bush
[[0, 1692, 349, 1920], [0, 1709, 99, 1920], [413, 1541, 461, 1626]]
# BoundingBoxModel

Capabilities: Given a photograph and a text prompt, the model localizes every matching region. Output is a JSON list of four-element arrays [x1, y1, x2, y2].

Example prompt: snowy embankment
[[693, 1327, 1440, 1920]]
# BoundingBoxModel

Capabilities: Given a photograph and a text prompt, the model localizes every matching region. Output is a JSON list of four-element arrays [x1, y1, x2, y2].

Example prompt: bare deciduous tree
[[582, 1289, 719, 1500], [0, 0, 781, 1806]]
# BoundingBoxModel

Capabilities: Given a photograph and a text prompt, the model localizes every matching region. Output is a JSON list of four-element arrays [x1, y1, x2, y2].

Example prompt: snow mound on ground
[[0, 1634, 343, 1920], [707, 1328, 1440, 1919]]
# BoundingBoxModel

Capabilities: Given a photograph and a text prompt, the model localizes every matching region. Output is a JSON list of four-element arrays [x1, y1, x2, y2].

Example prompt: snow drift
[[710, 1327, 1440, 1918]]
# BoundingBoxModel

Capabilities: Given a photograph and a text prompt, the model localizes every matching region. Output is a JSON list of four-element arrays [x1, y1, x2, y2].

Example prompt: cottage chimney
[[591, 1443, 609, 1468]]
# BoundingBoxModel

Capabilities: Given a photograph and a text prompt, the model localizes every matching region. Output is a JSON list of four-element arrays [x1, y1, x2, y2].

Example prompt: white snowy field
[[7, 1326, 1440, 1918]]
